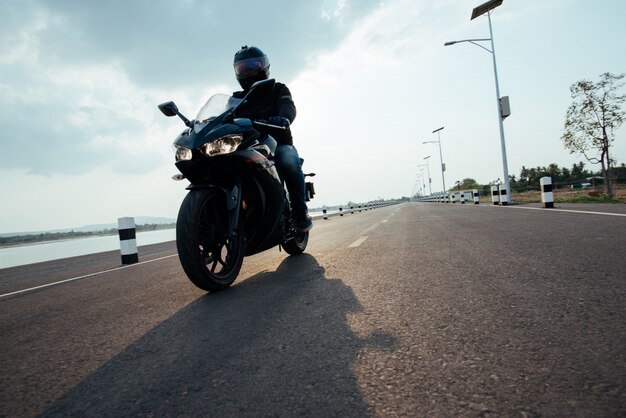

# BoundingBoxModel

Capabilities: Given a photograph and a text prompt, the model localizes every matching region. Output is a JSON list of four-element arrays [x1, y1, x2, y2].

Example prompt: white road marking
[[0, 254, 178, 299], [493, 205, 626, 217], [361, 220, 385, 235], [349, 236, 369, 248]]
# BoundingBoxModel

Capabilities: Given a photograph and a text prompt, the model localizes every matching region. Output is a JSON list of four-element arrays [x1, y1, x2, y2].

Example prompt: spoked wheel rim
[[177, 188, 245, 292], [200, 238, 239, 277], [197, 195, 242, 281]]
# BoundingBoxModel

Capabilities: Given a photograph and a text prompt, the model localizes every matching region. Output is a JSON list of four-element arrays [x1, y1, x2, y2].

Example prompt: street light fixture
[[423, 126, 446, 196], [444, 0, 510, 204]]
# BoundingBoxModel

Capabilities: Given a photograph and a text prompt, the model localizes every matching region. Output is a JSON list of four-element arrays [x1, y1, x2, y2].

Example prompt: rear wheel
[[176, 189, 245, 292], [281, 230, 308, 255]]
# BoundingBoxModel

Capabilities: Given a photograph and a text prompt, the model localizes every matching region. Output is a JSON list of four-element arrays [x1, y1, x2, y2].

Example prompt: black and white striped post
[[359, 205, 362, 213], [473, 189, 480, 204], [339, 207, 343, 216], [460, 191, 466, 204], [498, 184, 508, 206], [540, 176, 554, 208], [323, 207, 328, 220], [491, 186, 499, 205], [350, 206, 354, 214], [118, 217, 138, 265]]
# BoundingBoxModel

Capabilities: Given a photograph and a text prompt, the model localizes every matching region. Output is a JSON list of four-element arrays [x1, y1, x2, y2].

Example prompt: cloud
[[0, 0, 381, 176], [0, 59, 169, 175], [5, 0, 382, 89]]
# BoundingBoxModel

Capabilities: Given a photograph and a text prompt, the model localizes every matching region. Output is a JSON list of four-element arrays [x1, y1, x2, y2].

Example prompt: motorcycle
[[158, 79, 315, 292]]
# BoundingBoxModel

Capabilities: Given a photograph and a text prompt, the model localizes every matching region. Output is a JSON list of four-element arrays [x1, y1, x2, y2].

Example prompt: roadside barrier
[[314, 201, 401, 220], [540, 177, 554, 208], [491, 186, 499, 205], [118, 217, 138, 265], [498, 185, 508, 206], [413, 179, 561, 208]]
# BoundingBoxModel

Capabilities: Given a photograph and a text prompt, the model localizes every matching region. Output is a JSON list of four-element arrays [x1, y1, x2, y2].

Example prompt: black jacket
[[233, 81, 296, 145]]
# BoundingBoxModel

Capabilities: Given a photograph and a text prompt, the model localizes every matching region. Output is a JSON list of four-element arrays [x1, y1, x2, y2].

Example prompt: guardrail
[[413, 190, 480, 204], [311, 200, 403, 220]]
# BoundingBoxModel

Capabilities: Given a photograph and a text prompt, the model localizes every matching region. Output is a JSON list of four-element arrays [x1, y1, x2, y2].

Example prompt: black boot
[[293, 208, 313, 232]]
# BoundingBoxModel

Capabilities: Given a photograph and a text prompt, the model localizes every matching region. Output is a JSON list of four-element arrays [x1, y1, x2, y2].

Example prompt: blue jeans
[[275, 144, 307, 212]]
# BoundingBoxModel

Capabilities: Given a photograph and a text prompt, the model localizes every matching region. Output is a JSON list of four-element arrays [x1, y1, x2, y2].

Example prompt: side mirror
[[158, 101, 192, 127], [158, 101, 179, 117]]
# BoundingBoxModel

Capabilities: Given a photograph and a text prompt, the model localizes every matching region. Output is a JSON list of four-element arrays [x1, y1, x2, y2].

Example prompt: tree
[[562, 72, 625, 197], [570, 161, 591, 181], [547, 163, 561, 181], [457, 178, 480, 190]]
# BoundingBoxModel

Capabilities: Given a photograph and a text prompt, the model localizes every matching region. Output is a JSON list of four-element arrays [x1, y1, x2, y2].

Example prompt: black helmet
[[233, 45, 270, 90]]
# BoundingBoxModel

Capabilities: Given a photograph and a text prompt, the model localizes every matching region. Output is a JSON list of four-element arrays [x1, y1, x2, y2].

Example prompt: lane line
[[349, 236, 369, 248], [0, 254, 178, 299], [361, 218, 387, 235], [494, 205, 626, 217]]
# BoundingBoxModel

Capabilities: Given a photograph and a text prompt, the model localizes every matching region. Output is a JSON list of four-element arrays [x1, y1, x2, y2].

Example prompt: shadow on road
[[42, 254, 395, 417]]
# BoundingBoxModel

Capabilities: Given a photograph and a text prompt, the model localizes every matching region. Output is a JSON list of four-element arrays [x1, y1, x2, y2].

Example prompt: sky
[[1, 0, 625, 233]]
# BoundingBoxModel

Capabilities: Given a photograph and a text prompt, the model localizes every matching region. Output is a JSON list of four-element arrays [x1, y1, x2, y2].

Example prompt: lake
[[0, 206, 364, 269]]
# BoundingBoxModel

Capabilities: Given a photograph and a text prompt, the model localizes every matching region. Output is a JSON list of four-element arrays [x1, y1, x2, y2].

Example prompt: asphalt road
[[1, 203, 625, 417]]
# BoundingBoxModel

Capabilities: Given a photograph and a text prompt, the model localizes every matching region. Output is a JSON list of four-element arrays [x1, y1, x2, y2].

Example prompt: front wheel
[[281, 230, 309, 255], [176, 188, 245, 292]]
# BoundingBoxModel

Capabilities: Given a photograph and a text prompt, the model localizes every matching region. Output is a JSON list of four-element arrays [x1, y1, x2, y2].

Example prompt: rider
[[232, 45, 312, 232]]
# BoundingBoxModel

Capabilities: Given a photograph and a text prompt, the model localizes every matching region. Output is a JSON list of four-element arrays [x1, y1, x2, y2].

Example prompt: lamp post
[[423, 156, 432, 196], [423, 126, 446, 196], [417, 167, 427, 197], [444, 0, 510, 204], [418, 163, 431, 196]]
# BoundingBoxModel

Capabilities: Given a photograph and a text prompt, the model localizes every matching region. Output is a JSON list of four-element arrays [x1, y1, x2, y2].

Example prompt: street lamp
[[422, 156, 432, 196], [444, 0, 511, 204], [423, 126, 446, 196], [417, 165, 428, 197]]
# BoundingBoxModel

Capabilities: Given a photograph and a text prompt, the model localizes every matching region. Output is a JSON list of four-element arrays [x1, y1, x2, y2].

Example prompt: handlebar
[[253, 120, 288, 131]]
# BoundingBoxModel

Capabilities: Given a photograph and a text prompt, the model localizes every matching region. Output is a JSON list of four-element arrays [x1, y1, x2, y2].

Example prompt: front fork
[[187, 182, 241, 239], [225, 182, 242, 239]]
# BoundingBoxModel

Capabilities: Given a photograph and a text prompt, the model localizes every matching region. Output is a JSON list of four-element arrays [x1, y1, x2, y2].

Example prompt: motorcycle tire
[[281, 230, 309, 255], [176, 188, 245, 292]]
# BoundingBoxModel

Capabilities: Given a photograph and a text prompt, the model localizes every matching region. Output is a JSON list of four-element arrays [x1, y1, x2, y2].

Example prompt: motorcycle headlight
[[173, 145, 192, 161], [201, 134, 243, 156]]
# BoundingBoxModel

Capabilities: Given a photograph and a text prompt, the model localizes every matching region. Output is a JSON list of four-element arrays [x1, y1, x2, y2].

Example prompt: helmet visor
[[234, 57, 268, 80]]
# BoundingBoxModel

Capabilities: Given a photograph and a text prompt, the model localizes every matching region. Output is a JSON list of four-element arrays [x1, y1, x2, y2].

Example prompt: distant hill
[[75, 216, 177, 232], [0, 216, 176, 237]]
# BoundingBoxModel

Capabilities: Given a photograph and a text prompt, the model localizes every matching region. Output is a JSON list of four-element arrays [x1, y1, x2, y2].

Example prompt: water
[[0, 204, 382, 269], [0, 229, 176, 269]]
